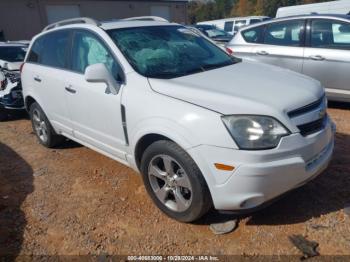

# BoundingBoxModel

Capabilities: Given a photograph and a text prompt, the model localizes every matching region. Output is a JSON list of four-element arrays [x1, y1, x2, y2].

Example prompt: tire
[[29, 102, 65, 148], [141, 140, 212, 222]]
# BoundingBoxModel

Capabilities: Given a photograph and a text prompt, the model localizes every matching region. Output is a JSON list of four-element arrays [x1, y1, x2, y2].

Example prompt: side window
[[224, 21, 233, 32], [71, 30, 121, 80], [264, 20, 304, 46], [311, 19, 350, 50], [242, 26, 264, 43], [40, 30, 70, 68]]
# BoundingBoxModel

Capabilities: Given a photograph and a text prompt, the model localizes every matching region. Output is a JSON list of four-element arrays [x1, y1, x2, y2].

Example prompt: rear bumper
[[188, 117, 335, 211]]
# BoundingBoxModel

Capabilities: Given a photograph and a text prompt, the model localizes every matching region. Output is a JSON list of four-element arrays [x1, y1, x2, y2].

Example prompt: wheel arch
[[134, 133, 173, 171], [24, 96, 37, 112]]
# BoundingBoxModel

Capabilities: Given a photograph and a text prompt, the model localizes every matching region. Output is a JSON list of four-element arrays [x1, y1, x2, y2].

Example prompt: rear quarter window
[[242, 26, 264, 43], [27, 37, 44, 63]]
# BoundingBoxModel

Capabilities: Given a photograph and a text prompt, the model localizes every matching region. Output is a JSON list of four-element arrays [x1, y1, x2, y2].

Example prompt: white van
[[276, 0, 350, 18], [197, 16, 270, 35]]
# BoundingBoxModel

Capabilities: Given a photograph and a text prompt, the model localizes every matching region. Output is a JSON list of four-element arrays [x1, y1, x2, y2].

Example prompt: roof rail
[[123, 16, 169, 22], [43, 17, 100, 32]]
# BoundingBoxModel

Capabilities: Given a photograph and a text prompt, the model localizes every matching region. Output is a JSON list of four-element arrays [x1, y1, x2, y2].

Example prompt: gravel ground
[[0, 103, 349, 257]]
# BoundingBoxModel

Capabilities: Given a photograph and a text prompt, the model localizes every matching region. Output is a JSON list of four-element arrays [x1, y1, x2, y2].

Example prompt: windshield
[[107, 26, 239, 79], [0, 46, 26, 62]]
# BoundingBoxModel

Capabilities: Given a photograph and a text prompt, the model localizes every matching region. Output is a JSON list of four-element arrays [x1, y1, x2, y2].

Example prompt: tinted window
[[107, 26, 239, 79], [28, 37, 44, 63], [71, 30, 121, 80], [28, 31, 70, 68], [242, 26, 264, 43], [224, 21, 233, 32], [311, 19, 350, 49], [0, 46, 26, 62], [250, 19, 262, 24], [264, 20, 304, 46], [41, 30, 70, 68]]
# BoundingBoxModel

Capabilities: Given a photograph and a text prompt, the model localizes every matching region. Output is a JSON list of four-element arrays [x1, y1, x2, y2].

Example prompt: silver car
[[227, 14, 350, 102]]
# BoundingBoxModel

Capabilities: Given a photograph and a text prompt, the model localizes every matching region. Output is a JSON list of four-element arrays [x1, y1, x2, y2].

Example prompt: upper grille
[[288, 95, 325, 118], [297, 115, 327, 136]]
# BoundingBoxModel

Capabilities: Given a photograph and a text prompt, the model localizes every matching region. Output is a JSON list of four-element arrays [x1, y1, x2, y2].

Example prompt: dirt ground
[[0, 103, 349, 258]]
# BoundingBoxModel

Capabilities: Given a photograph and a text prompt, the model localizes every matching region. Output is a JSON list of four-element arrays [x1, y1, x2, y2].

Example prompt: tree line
[[188, 0, 333, 24]]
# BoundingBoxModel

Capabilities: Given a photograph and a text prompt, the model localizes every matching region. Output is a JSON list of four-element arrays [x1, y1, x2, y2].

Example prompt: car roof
[[277, 13, 350, 20], [41, 16, 178, 33], [239, 13, 350, 31]]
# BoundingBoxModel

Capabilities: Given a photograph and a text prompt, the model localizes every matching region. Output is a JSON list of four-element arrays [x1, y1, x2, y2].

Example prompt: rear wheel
[[141, 140, 212, 222], [29, 102, 65, 148]]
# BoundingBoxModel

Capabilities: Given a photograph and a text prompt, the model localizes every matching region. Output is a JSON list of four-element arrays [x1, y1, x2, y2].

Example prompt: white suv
[[22, 17, 335, 222]]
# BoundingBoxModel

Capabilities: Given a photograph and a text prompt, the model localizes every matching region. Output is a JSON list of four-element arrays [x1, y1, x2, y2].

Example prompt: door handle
[[65, 85, 76, 94], [256, 50, 269, 55], [34, 76, 42, 83], [309, 55, 325, 61]]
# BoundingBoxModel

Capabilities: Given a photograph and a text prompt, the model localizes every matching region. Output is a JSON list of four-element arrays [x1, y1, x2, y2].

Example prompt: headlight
[[222, 115, 290, 150]]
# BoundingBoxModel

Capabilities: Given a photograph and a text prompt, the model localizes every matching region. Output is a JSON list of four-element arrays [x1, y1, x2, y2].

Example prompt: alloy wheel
[[148, 154, 192, 212], [32, 109, 48, 143]]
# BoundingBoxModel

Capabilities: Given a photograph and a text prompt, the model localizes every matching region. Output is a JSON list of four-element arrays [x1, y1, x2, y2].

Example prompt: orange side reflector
[[214, 163, 235, 171]]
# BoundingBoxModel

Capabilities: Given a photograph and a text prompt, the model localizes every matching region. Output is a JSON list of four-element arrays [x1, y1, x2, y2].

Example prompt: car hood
[[148, 61, 324, 116], [0, 60, 21, 70]]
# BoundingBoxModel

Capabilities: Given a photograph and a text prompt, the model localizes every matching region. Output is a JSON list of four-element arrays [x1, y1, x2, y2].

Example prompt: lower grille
[[297, 115, 327, 136]]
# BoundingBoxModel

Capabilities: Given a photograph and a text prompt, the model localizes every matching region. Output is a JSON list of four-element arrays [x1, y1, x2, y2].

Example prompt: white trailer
[[276, 0, 350, 18]]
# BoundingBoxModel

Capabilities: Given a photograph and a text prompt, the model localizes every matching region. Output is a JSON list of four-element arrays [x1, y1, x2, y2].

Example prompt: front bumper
[[0, 84, 24, 110], [188, 117, 335, 211]]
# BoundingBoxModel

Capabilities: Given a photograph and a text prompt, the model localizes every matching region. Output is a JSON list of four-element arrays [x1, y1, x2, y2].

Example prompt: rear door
[[63, 29, 126, 160], [303, 18, 350, 100], [24, 29, 73, 135], [252, 19, 306, 72]]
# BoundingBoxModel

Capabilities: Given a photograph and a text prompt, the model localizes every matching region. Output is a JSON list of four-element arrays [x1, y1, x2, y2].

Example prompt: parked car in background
[[192, 24, 232, 46], [227, 14, 350, 102], [197, 16, 270, 35], [22, 17, 334, 223], [0, 43, 26, 120]]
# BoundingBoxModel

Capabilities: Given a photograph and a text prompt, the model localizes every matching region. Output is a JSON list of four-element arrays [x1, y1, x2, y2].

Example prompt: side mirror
[[85, 63, 120, 95]]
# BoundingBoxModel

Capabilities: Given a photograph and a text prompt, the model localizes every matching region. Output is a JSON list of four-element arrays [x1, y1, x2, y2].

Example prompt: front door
[[64, 29, 126, 160]]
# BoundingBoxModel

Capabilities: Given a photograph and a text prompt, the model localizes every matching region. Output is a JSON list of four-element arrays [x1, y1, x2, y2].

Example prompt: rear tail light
[[20, 63, 25, 73], [226, 47, 233, 55]]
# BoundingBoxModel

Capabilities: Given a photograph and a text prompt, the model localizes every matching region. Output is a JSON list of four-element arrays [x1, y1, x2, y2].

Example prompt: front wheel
[[141, 140, 212, 222]]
